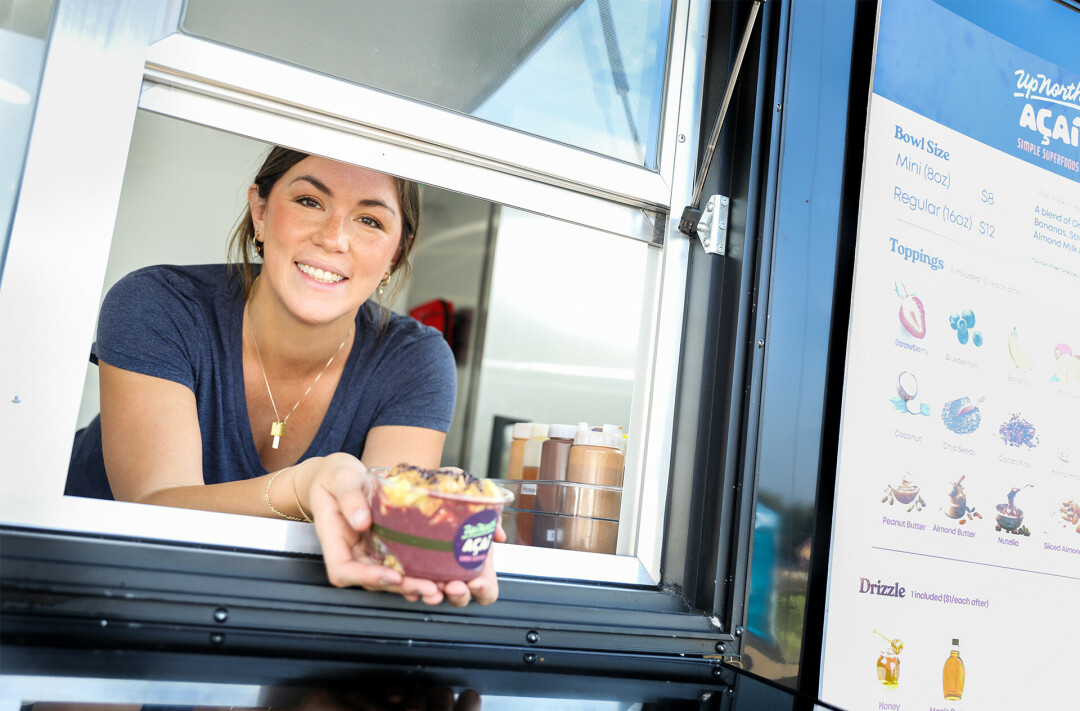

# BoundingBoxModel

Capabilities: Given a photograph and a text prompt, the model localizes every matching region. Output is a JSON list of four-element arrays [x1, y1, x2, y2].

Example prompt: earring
[[252, 230, 263, 258], [378, 272, 391, 296]]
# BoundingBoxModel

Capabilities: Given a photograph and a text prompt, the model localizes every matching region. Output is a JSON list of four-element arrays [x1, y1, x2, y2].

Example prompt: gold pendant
[[270, 420, 286, 449]]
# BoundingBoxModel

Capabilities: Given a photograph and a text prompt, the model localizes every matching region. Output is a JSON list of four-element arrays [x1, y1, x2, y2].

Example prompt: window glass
[[180, 0, 672, 168], [70, 110, 653, 559], [0, 0, 54, 276]]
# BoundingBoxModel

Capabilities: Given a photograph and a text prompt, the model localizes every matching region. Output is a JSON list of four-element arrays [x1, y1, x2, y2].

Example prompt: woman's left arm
[[359, 424, 447, 471], [306, 425, 505, 607]]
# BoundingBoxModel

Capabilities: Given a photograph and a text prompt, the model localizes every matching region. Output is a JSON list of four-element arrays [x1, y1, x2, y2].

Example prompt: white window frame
[[0, 0, 710, 587]]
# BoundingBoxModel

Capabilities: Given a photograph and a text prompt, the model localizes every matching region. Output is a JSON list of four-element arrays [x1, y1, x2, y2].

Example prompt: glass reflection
[[741, 497, 813, 681], [180, 0, 671, 168], [0, 0, 55, 278]]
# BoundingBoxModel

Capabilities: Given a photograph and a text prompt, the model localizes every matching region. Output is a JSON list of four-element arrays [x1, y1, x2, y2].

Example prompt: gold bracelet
[[265, 467, 304, 521], [291, 459, 313, 523]]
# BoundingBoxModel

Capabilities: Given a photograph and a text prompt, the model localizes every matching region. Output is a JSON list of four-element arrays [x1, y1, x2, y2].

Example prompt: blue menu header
[[874, 0, 1080, 184]]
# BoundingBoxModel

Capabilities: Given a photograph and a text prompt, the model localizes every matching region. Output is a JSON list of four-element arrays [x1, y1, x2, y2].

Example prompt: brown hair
[[227, 146, 421, 316]]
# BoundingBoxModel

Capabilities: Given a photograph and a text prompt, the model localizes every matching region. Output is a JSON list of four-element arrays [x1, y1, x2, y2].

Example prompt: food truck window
[[179, 0, 673, 169], [66, 109, 656, 568], [1, 0, 712, 627]]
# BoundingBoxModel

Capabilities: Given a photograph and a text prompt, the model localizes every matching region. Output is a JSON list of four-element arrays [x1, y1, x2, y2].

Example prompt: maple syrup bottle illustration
[[942, 637, 965, 700]]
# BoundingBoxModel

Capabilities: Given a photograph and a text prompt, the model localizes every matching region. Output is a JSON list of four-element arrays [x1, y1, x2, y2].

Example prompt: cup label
[[454, 509, 498, 569]]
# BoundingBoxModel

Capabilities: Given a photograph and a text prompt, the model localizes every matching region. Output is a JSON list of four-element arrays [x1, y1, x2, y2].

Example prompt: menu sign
[[821, 1, 1080, 709]]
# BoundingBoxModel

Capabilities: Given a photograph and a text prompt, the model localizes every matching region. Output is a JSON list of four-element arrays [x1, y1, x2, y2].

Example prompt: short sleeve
[[370, 329, 457, 433], [93, 267, 202, 391]]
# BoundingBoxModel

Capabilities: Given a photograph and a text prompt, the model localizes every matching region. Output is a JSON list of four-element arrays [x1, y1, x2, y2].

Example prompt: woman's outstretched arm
[[99, 362, 449, 604]]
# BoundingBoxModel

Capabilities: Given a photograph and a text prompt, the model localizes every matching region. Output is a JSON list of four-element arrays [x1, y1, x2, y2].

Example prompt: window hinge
[[691, 194, 730, 255]]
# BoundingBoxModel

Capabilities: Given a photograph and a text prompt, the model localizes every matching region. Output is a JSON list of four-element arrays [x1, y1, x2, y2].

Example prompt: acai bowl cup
[[367, 465, 514, 582]]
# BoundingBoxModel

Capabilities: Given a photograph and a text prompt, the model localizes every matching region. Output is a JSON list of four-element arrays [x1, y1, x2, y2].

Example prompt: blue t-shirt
[[66, 264, 456, 500]]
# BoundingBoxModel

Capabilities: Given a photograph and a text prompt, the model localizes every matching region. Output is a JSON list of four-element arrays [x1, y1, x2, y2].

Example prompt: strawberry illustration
[[895, 283, 926, 339]]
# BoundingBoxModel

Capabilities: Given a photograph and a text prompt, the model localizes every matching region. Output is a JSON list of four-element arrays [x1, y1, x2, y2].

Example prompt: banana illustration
[[1008, 327, 1035, 372]]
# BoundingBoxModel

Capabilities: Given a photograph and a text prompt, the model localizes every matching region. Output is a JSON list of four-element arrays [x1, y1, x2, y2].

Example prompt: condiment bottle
[[566, 429, 624, 488], [514, 423, 548, 545], [601, 423, 628, 459], [942, 638, 965, 700], [522, 423, 548, 481], [560, 428, 625, 553], [533, 423, 578, 548], [505, 422, 533, 480], [601, 423, 623, 438], [539, 424, 577, 481]]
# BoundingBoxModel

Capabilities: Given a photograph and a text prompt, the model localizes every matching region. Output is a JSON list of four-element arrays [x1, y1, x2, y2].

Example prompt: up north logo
[[858, 577, 906, 599], [1014, 69, 1080, 148]]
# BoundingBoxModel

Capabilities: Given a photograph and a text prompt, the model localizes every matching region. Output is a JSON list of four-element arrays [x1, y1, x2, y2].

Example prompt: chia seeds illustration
[[941, 396, 982, 434]]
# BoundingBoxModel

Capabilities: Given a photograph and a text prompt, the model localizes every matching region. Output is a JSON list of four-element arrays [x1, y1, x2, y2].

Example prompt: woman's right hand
[[300, 452, 446, 605]]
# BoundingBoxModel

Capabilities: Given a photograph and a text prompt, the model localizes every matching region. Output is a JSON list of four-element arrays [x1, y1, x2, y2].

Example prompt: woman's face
[[249, 156, 403, 327]]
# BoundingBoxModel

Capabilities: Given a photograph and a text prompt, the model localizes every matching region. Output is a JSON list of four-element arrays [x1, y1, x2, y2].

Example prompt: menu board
[[820, 1, 1080, 709]]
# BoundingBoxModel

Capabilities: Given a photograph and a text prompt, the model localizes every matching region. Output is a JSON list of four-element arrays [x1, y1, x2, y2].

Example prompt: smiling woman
[[63, 147, 503, 607], [231, 147, 420, 326]]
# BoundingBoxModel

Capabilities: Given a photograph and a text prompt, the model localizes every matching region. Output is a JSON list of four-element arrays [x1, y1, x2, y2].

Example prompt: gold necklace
[[247, 305, 353, 450]]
